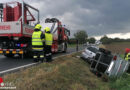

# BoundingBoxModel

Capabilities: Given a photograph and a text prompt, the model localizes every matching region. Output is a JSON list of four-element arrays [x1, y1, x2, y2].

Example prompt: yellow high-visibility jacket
[[125, 53, 130, 61], [45, 33, 53, 46], [32, 31, 44, 50]]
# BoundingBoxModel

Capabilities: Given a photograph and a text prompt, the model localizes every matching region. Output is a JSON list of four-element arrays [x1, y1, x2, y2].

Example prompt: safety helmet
[[44, 27, 51, 32], [35, 24, 42, 30]]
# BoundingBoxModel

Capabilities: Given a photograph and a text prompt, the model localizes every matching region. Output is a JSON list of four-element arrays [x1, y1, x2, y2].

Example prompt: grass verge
[[2, 52, 109, 90], [109, 73, 130, 90]]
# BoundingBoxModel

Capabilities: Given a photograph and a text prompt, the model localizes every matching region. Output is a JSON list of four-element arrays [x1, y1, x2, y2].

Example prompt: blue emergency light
[[17, 44, 20, 47]]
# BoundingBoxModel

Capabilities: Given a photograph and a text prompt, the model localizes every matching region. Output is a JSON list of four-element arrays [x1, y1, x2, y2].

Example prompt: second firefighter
[[44, 27, 53, 62]]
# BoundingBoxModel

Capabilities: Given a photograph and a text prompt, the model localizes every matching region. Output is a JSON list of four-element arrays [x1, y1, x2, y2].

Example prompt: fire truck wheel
[[4, 54, 14, 58], [25, 52, 33, 58], [18, 52, 33, 58]]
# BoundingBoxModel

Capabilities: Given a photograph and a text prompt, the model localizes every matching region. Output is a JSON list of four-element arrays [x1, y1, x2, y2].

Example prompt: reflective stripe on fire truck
[[19, 51, 23, 54], [0, 49, 24, 54], [6, 51, 10, 54], [0, 51, 3, 54], [12, 51, 16, 54]]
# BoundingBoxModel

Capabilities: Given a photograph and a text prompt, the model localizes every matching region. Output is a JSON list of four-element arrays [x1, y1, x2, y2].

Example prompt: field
[[99, 42, 130, 54]]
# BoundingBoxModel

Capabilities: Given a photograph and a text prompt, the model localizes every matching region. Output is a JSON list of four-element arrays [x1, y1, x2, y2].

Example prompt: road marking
[[0, 63, 37, 75], [0, 50, 83, 75]]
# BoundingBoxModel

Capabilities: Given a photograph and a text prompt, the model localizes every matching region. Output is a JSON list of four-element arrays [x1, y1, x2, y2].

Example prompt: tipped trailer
[[90, 48, 129, 77]]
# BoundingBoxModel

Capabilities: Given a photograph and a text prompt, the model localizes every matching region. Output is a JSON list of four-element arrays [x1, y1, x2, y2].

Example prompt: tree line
[[100, 35, 130, 44], [69, 30, 130, 44], [69, 30, 96, 44]]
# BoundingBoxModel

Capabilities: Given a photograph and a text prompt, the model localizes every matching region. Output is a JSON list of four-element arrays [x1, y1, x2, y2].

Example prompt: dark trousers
[[45, 45, 52, 62], [124, 53, 127, 59], [127, 60, 130, 73], [33, 51, 44, 62]]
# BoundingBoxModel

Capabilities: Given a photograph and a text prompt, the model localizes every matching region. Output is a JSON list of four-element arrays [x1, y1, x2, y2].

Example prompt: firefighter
[[124, 48, 130, 59], [125, 53, 130, 62], [44, 27, 53, 62], [32, 24, 45, 62], [125, 53, 130, 73]]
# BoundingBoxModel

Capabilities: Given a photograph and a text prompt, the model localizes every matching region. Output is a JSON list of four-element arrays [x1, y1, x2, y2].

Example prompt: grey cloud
[[1, 0, 130, 37]]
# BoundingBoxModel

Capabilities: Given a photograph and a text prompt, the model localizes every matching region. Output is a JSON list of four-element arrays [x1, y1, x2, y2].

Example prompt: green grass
[[68, 44, 77, 48], [110, 42, 130, 44], [68, 44, 83, 48], [109, 73, 130, 90], [120, 54, 125, 59]]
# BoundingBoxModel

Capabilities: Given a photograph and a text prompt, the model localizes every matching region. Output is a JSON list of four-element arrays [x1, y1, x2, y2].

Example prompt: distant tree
[[74, 30, 88, 44], [100, 35, 112, 44], [113, 38, 126, 42], [87, 37, 96, 44]]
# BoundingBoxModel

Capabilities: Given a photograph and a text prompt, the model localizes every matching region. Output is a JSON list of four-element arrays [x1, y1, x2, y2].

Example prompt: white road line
[[0, 63, 37, 74], [0, 50, 83, 75]]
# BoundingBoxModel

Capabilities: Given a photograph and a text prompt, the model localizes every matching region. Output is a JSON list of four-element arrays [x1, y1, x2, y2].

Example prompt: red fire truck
[[45, 18, 70, 53], [0, 1, 70, 58]]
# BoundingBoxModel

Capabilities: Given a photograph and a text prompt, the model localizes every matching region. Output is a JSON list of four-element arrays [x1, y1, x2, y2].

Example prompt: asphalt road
[[0, 46, 85, 74]]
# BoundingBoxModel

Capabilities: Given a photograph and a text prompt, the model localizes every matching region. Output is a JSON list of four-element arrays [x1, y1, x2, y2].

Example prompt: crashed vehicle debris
[[81, 47, 129, 77]]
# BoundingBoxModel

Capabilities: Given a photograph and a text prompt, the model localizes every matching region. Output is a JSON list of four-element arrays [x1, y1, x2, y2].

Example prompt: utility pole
[[76, 39, 79, 51]]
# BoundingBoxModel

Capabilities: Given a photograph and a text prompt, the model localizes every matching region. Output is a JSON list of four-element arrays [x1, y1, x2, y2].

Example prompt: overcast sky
[[1, 0, 130, 39]]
